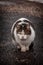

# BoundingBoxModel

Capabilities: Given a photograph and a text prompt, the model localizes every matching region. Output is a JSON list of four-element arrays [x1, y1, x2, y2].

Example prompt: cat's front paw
[[26, 47, 29, 51], [21, 47, 27, 52], [17, 45, 20, 49]]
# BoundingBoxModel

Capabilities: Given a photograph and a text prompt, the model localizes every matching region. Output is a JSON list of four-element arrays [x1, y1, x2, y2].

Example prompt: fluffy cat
[[11, 18, 35, 52]]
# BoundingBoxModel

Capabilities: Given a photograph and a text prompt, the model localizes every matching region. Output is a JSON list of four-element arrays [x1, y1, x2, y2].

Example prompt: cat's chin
[[20, 39, 27, 41], [21, 46, 29, 52]]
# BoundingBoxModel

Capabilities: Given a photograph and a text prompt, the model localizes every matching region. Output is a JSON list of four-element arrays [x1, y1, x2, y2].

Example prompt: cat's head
[[15, 21, 31, 40]]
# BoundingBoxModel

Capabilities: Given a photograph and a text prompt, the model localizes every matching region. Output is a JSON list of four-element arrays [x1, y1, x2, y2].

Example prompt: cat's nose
[[22, 36, 25, 39], [22, 35, 27, 39]]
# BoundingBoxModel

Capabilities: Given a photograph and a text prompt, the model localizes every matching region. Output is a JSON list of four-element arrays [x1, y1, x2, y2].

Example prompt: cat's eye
[[25, 28, 31, 35], [17, 25, 22, 33]]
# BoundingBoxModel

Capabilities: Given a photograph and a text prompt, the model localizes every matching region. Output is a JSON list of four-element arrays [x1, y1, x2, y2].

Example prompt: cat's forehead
[[16, 18, 30, 25], [17, 22, 29, 25]]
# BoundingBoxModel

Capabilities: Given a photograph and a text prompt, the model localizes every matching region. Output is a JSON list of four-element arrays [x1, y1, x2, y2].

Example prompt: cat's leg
[[17, 45, 20, 49], [26, 46, 29, 51], [21, 46, 27, 52]]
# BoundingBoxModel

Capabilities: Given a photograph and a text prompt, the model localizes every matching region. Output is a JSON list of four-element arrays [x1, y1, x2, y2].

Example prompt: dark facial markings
[[16, 23, 31, 35]]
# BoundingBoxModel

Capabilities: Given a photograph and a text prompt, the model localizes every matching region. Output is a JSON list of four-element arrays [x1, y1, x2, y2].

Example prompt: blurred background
[[0, 0, 43, 3]]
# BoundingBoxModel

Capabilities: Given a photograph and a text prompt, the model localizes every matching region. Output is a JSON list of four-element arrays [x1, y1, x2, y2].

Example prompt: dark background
[[0, 1, 43, 65]]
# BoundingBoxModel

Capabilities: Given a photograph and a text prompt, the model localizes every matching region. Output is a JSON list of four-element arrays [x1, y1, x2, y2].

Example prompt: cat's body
[[11, 18, 35, 52]]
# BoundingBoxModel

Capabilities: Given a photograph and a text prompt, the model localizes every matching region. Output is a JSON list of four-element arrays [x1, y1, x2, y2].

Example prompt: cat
[[11, 18, 35, 52]]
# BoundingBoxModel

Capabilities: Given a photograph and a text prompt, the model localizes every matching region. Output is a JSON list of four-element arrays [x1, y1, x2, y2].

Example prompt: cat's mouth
[[20, 39, 27, 41]]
